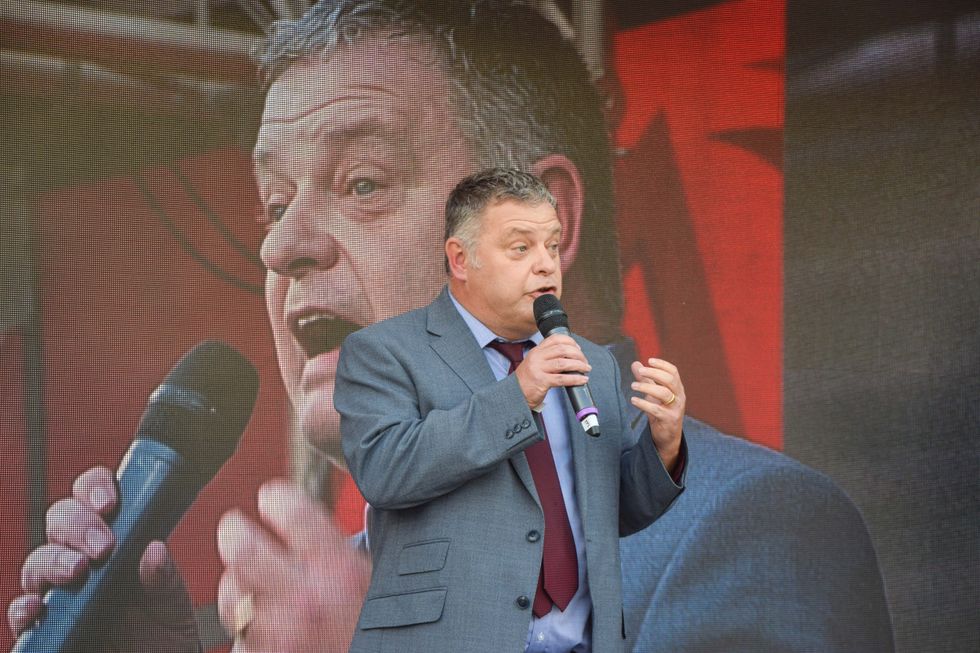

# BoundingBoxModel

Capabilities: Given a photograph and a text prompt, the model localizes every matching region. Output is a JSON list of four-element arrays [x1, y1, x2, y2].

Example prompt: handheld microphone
[[533, 294, 600, 437], [13, 340, 259, 653]]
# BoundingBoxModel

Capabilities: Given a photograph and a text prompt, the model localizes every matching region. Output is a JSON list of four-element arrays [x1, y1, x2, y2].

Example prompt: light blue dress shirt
[[449, 292, 592, 653]]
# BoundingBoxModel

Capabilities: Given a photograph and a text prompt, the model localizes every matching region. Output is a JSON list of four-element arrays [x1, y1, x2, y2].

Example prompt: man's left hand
[[630, 358, 685, 473], [216, 480, 371, 652]]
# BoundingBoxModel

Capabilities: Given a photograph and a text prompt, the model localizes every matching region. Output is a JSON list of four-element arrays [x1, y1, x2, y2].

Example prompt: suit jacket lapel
[[425, 288, 538, 501], [426, 288, 495, 391]]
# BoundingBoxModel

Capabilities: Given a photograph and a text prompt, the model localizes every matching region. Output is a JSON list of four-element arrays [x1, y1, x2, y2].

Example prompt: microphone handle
[[13, 440, 199, 653], [545, 326, 600, 437]]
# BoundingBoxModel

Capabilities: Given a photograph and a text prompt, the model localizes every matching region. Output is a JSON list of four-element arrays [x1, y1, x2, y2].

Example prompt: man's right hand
[[7, 466, 199, 653], [514, 334, 591, 408]]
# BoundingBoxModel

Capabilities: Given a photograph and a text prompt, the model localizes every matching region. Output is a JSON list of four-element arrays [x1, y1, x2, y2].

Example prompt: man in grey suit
[[335, 168, 685, 651]]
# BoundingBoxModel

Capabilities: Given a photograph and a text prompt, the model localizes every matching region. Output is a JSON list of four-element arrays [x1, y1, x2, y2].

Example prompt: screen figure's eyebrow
[[253, 118, 413, 175], [501, 225, 562, 239]]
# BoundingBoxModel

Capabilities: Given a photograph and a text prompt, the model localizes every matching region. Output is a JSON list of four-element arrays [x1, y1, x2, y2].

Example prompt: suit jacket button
[[526, 530, 541, 543], [521, 418, 531, 428], [514, 423, 523, 432], [505, 429, 514, 439], [516, 595, 530, 609]]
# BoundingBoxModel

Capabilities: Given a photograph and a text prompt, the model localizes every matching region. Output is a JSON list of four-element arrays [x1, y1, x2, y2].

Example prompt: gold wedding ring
[[233, 593, 255, 640], [663, 391, 677, 407]]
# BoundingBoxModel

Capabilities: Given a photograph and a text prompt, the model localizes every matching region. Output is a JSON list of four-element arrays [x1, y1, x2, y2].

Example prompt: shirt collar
[[447, 288, 544, 348]]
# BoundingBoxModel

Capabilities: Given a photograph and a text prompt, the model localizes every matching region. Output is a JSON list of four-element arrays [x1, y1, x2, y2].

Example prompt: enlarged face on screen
[[255, 37, 473, 458], [450, 199, 563, 340]]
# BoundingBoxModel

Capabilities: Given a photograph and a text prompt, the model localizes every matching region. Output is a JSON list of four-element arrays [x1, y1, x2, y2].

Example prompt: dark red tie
[[487, 340, 579, 617]]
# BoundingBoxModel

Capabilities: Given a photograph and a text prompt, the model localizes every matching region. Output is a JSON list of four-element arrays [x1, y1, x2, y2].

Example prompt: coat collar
[[425, 287, 497, 393]]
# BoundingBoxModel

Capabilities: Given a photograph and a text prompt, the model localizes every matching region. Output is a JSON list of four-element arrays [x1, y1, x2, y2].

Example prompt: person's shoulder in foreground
[[621, 417, 895, 652]]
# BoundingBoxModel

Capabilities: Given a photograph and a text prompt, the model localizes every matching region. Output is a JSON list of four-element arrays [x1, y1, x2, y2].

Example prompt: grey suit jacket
[[335, 288, 684, 652]]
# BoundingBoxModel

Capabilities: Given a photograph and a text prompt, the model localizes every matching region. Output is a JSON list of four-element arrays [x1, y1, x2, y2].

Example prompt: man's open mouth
[[292, 314, 362, 358]]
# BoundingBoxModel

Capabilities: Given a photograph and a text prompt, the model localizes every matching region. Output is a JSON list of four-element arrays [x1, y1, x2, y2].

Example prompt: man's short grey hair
[[254, 0, 622, 322], [256, 1, 556, 171], [444, 168, 556, 261]]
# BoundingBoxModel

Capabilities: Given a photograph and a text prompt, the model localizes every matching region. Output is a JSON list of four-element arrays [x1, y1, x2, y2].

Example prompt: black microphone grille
[[533, 293, 569, 335], [140, 340, 259, 480]]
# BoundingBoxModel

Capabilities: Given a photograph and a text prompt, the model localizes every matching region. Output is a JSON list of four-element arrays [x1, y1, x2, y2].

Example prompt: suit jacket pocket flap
[[398, 539, 450, 575], [359, 588, 448, 629]]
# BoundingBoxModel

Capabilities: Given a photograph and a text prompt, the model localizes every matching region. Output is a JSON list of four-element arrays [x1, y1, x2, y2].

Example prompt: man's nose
[[532, 244, 558, 274], [259, 196, 340, 277]]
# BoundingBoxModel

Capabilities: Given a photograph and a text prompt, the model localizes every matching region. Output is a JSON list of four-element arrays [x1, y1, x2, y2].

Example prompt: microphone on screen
[[13, 340, 259, 653], [533, 294, 600, 437]]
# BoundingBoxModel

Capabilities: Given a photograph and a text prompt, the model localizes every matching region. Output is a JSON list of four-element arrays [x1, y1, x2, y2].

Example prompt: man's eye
[[350, 178, 379, 196]]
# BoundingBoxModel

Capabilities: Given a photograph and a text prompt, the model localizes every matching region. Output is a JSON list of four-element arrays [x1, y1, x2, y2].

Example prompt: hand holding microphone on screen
[[8, 342, 258, 653], [9, 469, 199, 653]]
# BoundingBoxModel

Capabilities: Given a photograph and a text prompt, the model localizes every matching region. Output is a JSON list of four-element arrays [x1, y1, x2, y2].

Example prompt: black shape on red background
[[616, 112, 744, 436]]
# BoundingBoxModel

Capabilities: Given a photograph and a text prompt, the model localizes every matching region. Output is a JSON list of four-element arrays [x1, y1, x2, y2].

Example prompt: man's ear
[[531, 154, 584, 273], [445, 237, 469, 281]]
